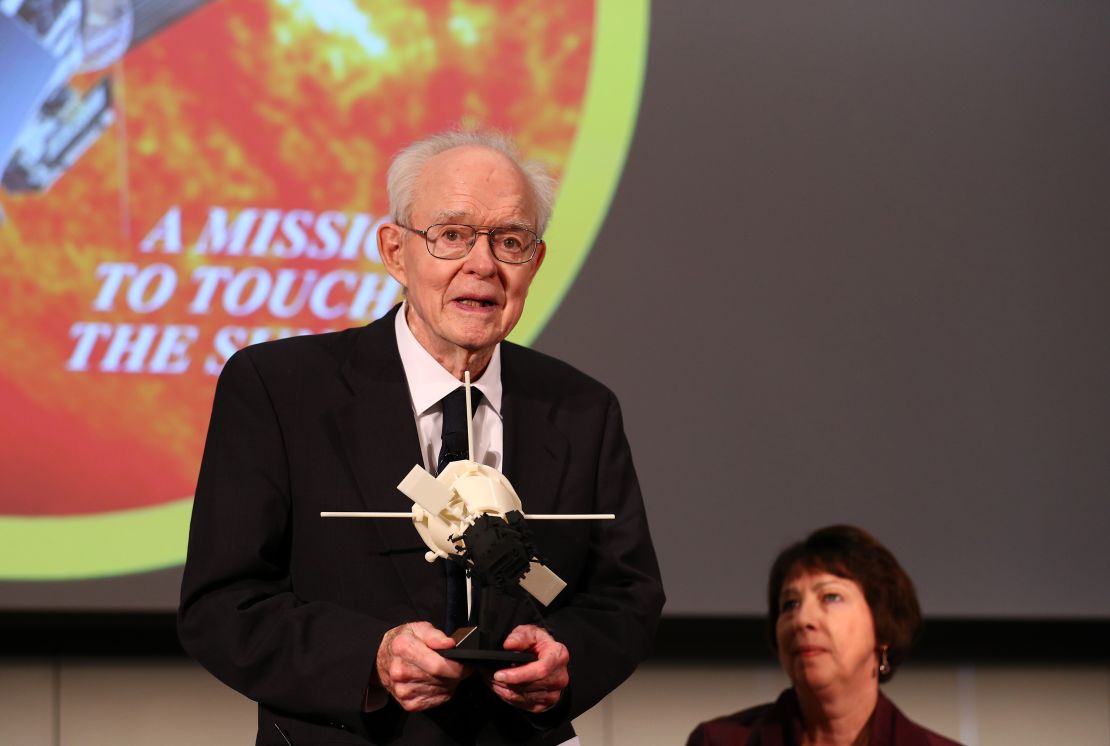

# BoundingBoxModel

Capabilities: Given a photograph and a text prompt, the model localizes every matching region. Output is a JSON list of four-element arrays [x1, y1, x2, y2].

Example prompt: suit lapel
[[332, 307, 441, 615], [501, 364, 568, 517]]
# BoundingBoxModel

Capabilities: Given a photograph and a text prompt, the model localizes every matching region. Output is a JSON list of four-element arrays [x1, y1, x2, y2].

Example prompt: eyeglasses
[[398, 222, 542, 264]]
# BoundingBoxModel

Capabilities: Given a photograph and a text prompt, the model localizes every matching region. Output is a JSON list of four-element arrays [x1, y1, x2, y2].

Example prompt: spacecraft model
[[1, 0, 212, 196], [322, 372, 614, 661]]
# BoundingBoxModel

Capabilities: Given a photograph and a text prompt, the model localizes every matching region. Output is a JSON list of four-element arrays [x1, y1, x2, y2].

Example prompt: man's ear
[[378, 222, 407, 285]]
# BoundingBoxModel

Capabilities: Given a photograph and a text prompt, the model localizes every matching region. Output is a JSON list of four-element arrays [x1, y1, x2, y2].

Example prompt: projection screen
[[1, 0, 1108, 620]]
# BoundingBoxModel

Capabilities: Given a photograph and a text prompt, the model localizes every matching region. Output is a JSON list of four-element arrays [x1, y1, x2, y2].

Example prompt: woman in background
[[687, 525, 960, 746]]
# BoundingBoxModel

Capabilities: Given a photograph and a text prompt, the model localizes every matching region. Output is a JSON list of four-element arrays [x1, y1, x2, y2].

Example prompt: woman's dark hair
[[767, 524, 921, 682]]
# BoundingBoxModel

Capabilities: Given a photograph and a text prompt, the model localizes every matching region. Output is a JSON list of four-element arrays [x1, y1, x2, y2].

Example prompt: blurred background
[[1, 1, 1107, 743]]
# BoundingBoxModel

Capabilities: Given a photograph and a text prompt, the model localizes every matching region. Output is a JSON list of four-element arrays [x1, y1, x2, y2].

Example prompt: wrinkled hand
[[487, 624, 570, 713], [376, 622, 471, 712]]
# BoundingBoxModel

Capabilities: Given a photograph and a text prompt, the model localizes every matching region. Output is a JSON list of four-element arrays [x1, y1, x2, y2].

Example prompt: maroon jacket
[[687, 689, 962, 746]]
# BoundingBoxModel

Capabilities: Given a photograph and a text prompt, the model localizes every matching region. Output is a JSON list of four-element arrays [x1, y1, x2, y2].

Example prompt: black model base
[[437, 626, 537, 669]]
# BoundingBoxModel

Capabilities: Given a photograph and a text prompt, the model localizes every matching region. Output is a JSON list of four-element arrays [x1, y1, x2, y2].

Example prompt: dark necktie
[[438, 387, 482, 633]]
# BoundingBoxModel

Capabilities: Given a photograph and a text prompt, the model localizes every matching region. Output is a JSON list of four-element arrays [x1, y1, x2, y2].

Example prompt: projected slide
[[0, 0, 649, 588]]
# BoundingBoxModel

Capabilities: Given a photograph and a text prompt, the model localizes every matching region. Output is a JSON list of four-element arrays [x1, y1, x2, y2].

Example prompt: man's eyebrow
[[429, 211, 535, 231], [431, 209, 470, 224]]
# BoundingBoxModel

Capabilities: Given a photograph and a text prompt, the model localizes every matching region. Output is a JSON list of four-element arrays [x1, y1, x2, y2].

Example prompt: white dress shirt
[[393, 302, 504, 473]]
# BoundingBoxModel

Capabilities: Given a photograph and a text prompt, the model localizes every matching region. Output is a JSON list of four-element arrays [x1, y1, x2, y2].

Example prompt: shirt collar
[[394, 301, 503, 418]]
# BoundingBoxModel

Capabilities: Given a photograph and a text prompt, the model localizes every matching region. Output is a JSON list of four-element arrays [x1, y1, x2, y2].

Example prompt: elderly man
[[179, 131, 665, 745]]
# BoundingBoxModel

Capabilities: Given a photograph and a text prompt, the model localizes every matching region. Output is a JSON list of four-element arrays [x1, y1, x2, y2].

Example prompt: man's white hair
[[386, 130, 558, 236]]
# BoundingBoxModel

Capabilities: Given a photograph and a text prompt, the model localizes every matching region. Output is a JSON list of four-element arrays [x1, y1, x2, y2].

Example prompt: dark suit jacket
[[686, 689, 963, 746], [178, 306, 665, 745]]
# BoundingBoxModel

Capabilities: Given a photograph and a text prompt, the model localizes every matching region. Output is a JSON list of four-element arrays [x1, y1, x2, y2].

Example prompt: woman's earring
[[878, 645, 891, 677]]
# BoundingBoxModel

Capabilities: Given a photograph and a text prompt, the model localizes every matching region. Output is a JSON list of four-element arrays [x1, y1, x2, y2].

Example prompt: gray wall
[[2, 659, 1106, 745]]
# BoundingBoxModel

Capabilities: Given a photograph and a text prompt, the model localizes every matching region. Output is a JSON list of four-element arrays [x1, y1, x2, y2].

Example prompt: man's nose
[[463, 233, 498, 274]]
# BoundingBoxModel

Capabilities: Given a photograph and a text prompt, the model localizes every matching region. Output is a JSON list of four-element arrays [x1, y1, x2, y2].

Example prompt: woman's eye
[[780, 599, 799, 612], [822, 592, 843, 603]]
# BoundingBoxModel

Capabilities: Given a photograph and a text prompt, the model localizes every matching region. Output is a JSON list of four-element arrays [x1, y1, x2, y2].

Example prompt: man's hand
[[487, 624, 570, 713], [375, 622, 471, 712]]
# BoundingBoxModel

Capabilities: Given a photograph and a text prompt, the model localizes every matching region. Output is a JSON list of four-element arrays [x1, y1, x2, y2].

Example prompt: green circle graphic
[[510, 0, 651, 345], [0, 0, 651, 581]]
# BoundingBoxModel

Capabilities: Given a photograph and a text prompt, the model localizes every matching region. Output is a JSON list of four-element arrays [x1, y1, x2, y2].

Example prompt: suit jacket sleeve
[[560, 392, 663, 717], [177, 345, 385, 724], [505, 368, 665, 721]]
